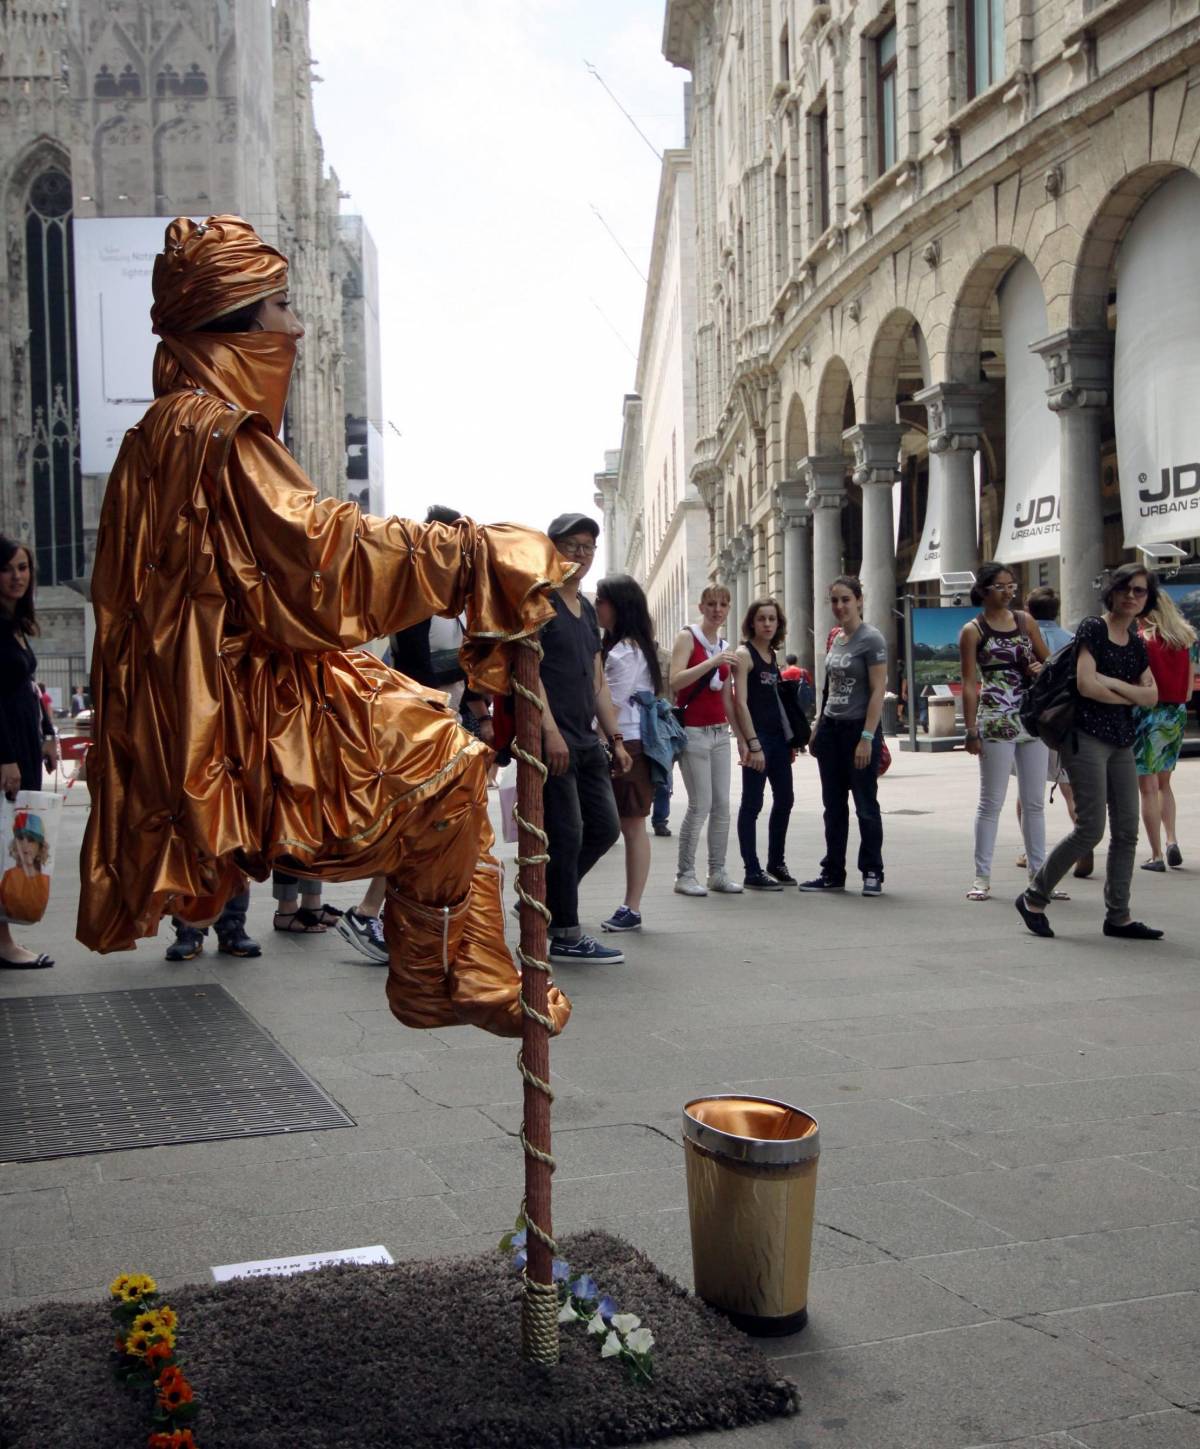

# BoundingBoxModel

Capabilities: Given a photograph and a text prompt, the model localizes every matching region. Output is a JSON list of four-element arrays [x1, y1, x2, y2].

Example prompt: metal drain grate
[[0, 985, 354, 1162]]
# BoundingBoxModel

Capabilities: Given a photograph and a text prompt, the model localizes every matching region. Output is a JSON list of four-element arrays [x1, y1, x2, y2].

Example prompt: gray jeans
[[1026, 730, 1140, 920], [676, 725, 732, 879]]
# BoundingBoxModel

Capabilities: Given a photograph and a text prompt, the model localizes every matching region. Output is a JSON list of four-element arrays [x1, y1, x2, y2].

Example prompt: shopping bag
[[0, 790, 63, 924], [497, 761, 519, 844]]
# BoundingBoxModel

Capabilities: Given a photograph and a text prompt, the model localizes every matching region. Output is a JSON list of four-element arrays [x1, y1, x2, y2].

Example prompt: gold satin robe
[[78, 385, 571, 1038]]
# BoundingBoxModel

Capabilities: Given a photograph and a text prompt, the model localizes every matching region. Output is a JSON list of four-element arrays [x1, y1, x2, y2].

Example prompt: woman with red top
[[668, 585, 741, 897], [1133, 591, 1196, 871]]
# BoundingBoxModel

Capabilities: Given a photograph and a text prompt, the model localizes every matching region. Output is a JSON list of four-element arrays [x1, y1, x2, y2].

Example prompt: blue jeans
[[737, 733, 794, 872], [544, 741, 621, 938], [814, 719, 884, 882], [652, 777, 672, 826], [172, 888, 250, 940]]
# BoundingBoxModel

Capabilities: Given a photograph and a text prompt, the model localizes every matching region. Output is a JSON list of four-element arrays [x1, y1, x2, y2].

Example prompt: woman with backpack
[[1017, 563, 1163, 941], [595, 575, 664, 932], [1133, 589, 1196, 872], [731, 598, 799, 890], [668, 585, 742, 897], [959, 562, 1052, 901]]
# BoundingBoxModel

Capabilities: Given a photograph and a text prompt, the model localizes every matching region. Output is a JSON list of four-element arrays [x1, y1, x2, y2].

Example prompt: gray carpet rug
[[0, 1230, 799, 1448]]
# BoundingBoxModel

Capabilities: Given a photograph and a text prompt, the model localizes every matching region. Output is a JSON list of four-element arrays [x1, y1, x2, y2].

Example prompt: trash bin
[[683, 1095, 820, 1336], [926, 695, 957, 738], [881, 691, 899, 735]]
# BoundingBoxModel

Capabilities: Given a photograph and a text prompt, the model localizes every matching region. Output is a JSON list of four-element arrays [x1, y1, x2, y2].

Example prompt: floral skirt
[[1132, 702, 1187, 777]]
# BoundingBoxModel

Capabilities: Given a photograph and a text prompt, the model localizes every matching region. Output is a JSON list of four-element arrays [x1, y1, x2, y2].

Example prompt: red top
[[780, 665, 811, 684], [1143, 631, 1194, 704], [680, 634, 730, 726]]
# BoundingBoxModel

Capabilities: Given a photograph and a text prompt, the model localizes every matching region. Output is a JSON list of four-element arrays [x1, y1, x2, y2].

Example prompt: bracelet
[[860, 730, 874, 742], [609, 733, 624, 744]]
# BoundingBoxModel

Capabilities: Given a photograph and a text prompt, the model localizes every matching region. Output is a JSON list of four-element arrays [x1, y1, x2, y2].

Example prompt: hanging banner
[[1114, 171, 1200, 548], [908, 455, 945, 582], [998, 258, 1060, 562]]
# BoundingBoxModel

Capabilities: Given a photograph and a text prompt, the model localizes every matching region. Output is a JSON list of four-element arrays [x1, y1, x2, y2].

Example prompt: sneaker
[[706, 871, 744, 894], [674, 874, 708, 897], [336, 908, 389, 964], [601, 905, 643, 933], [862, 873, 883, 897], [1073, 851, 1094, 879], [1015, 893, 1054, 938], [766, 863, 797, 886], [216, 929, 261, 958], [166, 927, 204, 962], [549, 934, 624, 964], [1166, 842, 1183, 869], [798, 875, 845, 892], [1102, 918, 1164, 940], [744, 869, 784, 891], [652, 822, 672, 838], [1140, 858, 1167, 873]]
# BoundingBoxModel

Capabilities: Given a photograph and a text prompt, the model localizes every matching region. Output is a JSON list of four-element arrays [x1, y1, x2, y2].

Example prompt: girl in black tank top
[[732, 599, 797, 889]]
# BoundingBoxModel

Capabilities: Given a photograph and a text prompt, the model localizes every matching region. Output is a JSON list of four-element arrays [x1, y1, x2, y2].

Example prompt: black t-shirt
[[744, 644, 786, 738], [540, 593, 600, 749], [1075, 614, 1148, 748]]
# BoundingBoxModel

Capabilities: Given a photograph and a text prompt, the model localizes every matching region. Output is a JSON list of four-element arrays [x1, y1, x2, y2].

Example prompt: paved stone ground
[[2, 748, 1199, 1448]]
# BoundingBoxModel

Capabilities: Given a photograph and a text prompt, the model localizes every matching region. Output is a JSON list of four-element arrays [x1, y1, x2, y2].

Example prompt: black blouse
[[1075, 614, 1148, 748], [0, 614, 49, 789]]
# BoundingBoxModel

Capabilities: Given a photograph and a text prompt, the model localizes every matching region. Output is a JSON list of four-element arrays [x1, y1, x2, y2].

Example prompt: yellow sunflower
[[151, 1305, 178, 1334], [125, 1328, 154, 1357], [109, 1273, 132, 1298]]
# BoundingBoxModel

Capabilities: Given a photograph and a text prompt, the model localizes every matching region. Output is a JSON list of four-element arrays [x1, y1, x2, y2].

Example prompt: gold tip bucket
[[682, 1095, 820, 1336]]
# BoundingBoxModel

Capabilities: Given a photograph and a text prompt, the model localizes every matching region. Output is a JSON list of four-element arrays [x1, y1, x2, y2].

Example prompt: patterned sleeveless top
[[973, 612, 1036, 741]]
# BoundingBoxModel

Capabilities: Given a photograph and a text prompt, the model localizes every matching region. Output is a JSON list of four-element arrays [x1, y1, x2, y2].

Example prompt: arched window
[[25, 166, 82, 586]]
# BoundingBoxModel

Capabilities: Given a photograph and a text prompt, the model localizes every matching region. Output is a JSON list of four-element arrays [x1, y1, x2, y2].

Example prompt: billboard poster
[[997, 258, 1060, 562], [73, 216, 185, 474], [910, 605, 974, 688], [1114, 171, 1200, 548]]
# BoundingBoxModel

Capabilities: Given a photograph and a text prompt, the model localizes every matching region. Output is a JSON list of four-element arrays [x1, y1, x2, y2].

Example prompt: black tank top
[[745, 644, 785, 737]]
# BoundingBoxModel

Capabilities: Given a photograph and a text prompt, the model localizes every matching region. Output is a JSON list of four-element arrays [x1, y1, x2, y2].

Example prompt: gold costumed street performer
[[77, 215, 571, 1041]]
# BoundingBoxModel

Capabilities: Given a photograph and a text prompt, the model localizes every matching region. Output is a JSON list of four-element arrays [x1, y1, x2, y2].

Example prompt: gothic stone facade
[[0, 0, 361, 657]]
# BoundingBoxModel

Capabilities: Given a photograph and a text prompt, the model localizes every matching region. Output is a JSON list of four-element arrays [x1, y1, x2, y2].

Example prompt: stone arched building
[[0, 0, 377, 679], [663, 0, 1200, 678]]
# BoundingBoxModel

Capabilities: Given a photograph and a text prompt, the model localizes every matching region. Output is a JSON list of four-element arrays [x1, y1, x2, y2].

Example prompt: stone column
[[913, 382, 989, 577], [727, 536, 747, 631], [781, 508, 813, 671], [845, 423, 903, 675], [802, 455, 846, 688], [1031, 330, 1110, 629], [739, 524, 756, 617]]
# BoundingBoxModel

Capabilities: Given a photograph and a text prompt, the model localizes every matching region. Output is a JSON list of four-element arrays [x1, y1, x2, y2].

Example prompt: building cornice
[[662, 0, 711, 70]]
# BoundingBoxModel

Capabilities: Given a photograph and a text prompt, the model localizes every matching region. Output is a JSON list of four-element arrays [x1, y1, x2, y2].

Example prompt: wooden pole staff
[[511, 637, 558, 1365]]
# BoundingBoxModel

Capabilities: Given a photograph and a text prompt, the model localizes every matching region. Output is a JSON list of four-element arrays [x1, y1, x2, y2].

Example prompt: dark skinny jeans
[[544, 740, 621, 938], [737, 731, 794, 872], [815, 717, 884, 882]]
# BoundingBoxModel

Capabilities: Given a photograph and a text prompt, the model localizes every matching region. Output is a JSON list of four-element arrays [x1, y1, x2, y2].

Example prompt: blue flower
[[551, 1258, 571, 1283], [511, 1229, 527, 1251], [598, 1294, 617, 1322], [513, 1248, 527, 1271], [571, 1275, 599, 1303]]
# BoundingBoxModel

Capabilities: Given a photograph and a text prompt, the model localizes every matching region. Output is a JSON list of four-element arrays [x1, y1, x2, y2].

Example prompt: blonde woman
[[1134, 590, 1197, 871]]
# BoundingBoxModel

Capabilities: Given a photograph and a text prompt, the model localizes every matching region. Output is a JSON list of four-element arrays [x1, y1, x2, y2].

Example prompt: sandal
[[966, 881, 991, 901], [273, 908, 326, 934], [0, 951, 54, 969], [313, 904, 344, 927]]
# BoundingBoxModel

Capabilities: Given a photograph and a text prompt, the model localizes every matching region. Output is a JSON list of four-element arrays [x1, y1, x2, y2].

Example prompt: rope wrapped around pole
[[512, 637, 558, 1365]]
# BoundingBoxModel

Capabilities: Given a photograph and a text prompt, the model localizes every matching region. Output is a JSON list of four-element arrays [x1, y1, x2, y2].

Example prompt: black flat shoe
[[1015, 894, 1054, 938], [1073, 852, 1094, 879], [0, 952, 53, 969], [1166, 843, 1183, 869], [1102, 919, 1164, 940]]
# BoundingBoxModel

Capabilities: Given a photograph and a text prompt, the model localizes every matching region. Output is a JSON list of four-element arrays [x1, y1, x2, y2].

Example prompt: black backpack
[[1018, 638, 1078, 749]]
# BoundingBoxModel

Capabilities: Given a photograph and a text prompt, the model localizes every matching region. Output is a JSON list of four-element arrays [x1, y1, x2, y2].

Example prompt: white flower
[[625, 1327, 654, 1356], [557, 1302, 578, 1324], [610, 1313, 641, 1335], [586, 1311, 608, 1336], [600, 1330, 623, 1359]]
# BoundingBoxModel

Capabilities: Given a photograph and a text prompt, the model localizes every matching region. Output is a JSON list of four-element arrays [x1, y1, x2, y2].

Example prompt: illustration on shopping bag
[[0, 808, 52, 923]]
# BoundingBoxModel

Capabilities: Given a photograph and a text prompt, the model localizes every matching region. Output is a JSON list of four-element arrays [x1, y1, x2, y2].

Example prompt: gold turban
[[151, 215, 288, 334]]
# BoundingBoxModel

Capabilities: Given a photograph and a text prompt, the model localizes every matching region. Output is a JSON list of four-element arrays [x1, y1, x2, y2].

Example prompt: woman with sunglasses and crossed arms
[[1017, 563, 1163, 941]]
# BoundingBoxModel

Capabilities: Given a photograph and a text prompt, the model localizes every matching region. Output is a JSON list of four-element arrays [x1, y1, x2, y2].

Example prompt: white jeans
[[677, 725, 731, 878], [974, 735, 1050, 880]]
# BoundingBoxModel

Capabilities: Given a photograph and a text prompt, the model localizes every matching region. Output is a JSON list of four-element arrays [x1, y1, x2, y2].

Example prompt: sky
[[307, 0, 686, 573]]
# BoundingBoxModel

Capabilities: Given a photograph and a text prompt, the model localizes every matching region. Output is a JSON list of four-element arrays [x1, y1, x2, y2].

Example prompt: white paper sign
[[211, 1245, 394, 1283]]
